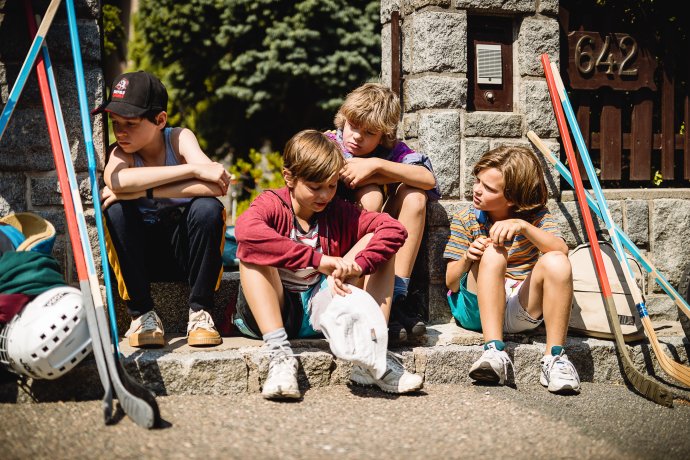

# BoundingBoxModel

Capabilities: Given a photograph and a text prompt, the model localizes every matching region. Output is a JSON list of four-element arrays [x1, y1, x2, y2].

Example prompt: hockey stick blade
[[95, 308, 160, 428]]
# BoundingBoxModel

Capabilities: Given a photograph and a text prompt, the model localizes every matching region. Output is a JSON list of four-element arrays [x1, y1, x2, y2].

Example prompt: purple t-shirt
[[325, 129, 441, 201]]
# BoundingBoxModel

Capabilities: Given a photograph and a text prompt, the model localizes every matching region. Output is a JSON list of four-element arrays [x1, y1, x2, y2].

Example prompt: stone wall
[[381, 0, 690, 322], [0, 0, 105, 277]]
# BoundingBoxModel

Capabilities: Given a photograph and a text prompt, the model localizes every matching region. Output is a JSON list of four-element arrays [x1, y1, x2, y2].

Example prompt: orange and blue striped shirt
[[443, 205, 562, 280]]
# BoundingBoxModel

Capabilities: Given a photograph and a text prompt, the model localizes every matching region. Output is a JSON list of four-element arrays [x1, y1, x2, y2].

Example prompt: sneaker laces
[[266, 346, 299, 379], [188, 309, 215, 332], [140, 311, 161, 332], [485, 346, 514, 376], [546, 354, 579, 382], [382, 351, 405, 378]]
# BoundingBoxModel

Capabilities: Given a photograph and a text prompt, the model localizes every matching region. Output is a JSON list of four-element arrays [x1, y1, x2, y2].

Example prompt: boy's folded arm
[[353, 210, 407, 274], [106, 159, 199, 193], [234, 204, 323, 270], [150, 180, 224, 198], [371, 160, 436, 190]]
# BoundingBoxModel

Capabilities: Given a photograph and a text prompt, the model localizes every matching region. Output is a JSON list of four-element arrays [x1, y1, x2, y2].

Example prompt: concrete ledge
[[2, 322, 688, 403]]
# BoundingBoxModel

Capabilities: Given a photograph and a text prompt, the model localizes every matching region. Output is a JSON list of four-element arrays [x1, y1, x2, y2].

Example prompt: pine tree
[[130, 0, 381, 157]]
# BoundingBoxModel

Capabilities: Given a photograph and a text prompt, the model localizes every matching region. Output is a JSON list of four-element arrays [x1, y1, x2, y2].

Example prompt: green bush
[[230, 149, 284, 218]]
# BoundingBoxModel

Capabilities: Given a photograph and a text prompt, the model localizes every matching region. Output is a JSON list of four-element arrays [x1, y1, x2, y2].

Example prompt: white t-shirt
[[278, 218, 323, 291]]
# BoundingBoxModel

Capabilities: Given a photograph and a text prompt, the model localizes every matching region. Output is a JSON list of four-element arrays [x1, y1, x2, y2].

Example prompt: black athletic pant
[[104, 197, 225, 318]]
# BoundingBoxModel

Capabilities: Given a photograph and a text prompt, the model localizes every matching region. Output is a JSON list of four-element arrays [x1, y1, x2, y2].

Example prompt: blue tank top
[[134, 127, 192, 224]]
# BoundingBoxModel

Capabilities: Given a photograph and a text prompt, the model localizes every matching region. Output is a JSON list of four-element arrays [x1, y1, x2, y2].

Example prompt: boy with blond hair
[[326, 82, 441, 344], [234, 129, 424, 400], [97, 70, 229, 348], [444, 146, 580, 394]]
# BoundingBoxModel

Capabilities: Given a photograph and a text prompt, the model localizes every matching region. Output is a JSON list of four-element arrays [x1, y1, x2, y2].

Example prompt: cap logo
[[112, 78, 129, 99]]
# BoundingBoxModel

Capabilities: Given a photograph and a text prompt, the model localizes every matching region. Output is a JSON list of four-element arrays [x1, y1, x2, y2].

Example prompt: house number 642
[[575, 34, 638, 77]]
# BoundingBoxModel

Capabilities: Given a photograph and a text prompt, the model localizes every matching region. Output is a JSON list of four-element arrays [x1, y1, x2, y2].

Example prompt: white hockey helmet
[[0, 286, 92, 380]]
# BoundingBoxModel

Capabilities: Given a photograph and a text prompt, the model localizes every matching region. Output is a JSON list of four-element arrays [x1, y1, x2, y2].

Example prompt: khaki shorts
[[503, 279, 543, 333]]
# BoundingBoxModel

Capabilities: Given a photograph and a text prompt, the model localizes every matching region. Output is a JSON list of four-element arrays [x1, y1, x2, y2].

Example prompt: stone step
[[2, 321, 688, 404], [112, 271, 241, 335], [112, 271, 684, 334]]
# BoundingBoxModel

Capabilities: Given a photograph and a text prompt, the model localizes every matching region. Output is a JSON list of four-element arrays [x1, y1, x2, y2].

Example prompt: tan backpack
[[568, 241, 646, 342]]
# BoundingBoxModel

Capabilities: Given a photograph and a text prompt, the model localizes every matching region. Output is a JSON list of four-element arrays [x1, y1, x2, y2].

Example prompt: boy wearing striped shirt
[[444, 146, 580, 394]]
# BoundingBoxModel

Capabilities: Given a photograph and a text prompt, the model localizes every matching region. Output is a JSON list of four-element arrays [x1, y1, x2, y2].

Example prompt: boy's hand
[[489, 219, 525, 246], [319, 255, 363, 295], [195, 163, 230, 194], [340, 157, 379, 189], [100, 185, 141, 209], [327, 275, 352, 296], [465, 236, 491, 261]]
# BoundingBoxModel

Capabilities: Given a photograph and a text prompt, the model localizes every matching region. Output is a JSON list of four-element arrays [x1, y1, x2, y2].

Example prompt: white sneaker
[[468, 342, 513, 385], [187, 309, 222, 346], [350, 351, 423, 394], [125, 310, 165, 348], [262, 348, 301, 400], [540, 351, 581, 394]]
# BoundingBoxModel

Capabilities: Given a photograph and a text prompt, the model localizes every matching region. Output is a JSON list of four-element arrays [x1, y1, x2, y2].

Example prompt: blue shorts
[[447, 273, 482, 332], [447, 273, 542, 333]]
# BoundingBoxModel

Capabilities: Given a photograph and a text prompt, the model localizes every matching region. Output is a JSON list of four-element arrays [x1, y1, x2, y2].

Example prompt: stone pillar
[[0, 0, 105, 278], [384, 0, 563, 322]]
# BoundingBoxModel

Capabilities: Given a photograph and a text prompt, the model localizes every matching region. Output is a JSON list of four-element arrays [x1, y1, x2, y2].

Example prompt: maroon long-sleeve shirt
[[235, 187, 407, 275]]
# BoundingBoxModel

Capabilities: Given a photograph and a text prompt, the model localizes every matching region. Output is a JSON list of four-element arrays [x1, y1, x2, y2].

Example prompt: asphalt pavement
[[2, 383, 689, 459]]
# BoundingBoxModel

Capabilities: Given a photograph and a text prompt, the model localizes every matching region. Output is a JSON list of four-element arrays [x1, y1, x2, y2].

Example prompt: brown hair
[[283, 129, 344, 184], [334, 82, 400, 149], [473, 146, 548, 214]]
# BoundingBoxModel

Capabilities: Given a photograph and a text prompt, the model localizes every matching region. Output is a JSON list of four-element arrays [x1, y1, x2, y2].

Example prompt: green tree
[[130, 0, 381, 157]]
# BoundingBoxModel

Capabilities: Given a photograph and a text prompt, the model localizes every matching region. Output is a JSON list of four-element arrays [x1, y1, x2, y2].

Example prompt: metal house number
[[567, 31, 656, 90], [575, 34, 638, 77]]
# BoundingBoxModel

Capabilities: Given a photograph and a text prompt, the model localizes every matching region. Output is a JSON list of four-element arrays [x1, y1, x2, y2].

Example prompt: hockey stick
[[21, 0, 114, 423], [542, 54, 674, 406], [0, 0, 61, 141], [531, 130, 690, 387], [25, 2, 160, 428], [548, 64, 690, 387], [62, 0, 161, 427], [527, 130, 690, 328]]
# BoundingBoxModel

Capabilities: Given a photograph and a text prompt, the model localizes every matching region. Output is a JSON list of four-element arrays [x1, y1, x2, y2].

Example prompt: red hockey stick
[[541, 53, 673, 407]]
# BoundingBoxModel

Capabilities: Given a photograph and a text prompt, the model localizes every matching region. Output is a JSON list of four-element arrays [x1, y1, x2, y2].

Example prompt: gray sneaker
[[262, 349, 301, 400], [350, 351, 423, 394], [540, 351, 581, 394], [468, 342, 513, 385]]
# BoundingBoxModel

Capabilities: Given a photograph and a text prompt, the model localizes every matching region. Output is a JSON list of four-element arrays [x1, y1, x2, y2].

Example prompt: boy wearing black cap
[[95, 70, 230, 348]]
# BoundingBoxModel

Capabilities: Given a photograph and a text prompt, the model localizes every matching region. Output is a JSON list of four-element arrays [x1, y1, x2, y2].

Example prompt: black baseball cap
[[92, 71, 168, 117]]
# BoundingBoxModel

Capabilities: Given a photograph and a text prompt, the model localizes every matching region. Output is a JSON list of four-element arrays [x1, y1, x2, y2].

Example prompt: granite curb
[[2, 322, 688, 403]]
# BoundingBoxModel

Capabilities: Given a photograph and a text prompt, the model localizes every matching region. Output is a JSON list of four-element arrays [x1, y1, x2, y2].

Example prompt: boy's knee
[[188, 197, 224, 226], [398, 185, 427, 211], [479, 244, 508, 271], [360, 189, 384, 211], [538, 251, 572, 281]]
